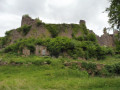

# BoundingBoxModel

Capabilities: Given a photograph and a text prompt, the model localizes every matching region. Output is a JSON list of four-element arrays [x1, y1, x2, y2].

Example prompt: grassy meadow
[[0, 53, 120, 90]]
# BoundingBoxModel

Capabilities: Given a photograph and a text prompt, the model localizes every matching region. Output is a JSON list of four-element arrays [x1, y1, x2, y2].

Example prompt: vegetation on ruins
[[0, 0, 120, 89], [0, 13, 120, 89], [3, 36, 114, 60], [17, 25, 32, 36], [35, 18, 43, 26]]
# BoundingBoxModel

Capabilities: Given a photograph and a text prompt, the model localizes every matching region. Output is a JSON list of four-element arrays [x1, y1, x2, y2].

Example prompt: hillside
[[0, 15, 120, 90], [0, 15, 119, 60], [0, 15, 118, 47]]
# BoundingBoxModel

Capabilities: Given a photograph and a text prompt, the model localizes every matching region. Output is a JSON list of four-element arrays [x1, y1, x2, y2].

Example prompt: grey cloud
[[0, 0, 110, 36]]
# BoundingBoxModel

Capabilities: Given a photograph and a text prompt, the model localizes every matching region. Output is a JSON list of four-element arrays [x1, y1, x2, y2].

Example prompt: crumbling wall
[[21, 16, 51, 38], [7, 16, 119, 47], [96, 33, 115, 47], [21, 16, 35, 26], [22, 47, 30, 56], [35, 45, 50, 56], [10, 30, 23, 44], [96, 29, 119, 47], [58, 29, 73, 38]]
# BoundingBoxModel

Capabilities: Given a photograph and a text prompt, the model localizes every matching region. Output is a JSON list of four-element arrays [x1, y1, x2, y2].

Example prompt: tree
[[106, 0, 120, 29]]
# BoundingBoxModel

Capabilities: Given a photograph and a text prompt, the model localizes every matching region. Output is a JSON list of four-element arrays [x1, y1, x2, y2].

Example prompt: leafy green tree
[[106, 0, 120, 29]]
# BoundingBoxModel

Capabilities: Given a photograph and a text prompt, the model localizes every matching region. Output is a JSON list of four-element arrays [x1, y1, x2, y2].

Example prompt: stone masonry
[[35, 45, 50, 56], [22, 47, 30, 56]]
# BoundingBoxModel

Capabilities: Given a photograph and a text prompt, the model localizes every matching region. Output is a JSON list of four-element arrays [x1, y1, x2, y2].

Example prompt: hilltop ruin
[[8, 15, 118, 47], [0, 15, 119, 57]]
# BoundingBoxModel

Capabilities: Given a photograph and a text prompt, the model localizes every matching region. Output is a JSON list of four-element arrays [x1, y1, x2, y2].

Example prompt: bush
[[45, 24, 61, 38], [5, 30, 13, 36], [45, 60, 52, 64], [96, 46, 106, 60], [79, 23, 88, 35], [75, 36, 84, 41], [75, 33, 97, 43], [17, 25, 32, 36], [35, 18, 42, 26], [23, 14, 30, 18], [71, 24, 80, 34], [70, 63, 79, 70], [4, 38, 36, 53], [0, 37, 7, 47], [81, 62, 96, 71], [46, 37, 73, 57], [114, 62, 120, 74], [99, 68, 110, 76], [3, 37, 114, 60], [32, 60, 44, 65], [104, 65, 115, 74], [102, 63, 120, 76], [87, 33, 97, 42]]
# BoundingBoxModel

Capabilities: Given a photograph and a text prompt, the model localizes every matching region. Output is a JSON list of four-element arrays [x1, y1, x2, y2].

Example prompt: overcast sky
[[0, 0, 111, 37]]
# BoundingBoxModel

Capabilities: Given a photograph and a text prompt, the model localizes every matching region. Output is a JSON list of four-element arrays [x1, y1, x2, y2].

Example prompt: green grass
[[0, 53, 120, 90], [80, 55, 120, 65], [0, 65, 120, 90]]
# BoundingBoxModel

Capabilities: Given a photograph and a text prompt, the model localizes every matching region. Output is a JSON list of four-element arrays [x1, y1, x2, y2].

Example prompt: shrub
[[17, 25, 32, 36], [67, 47, 84, 59], [99, 68, 110, 76], [71, 24, 80, 34], [4, 38, 36, 53], [81, 62, 96, 71], [35, 18, 42, 26], [4, 43, 19, 53], [105, 47, 114, 55], [70, 63, 79, 70], [80, 23, 88, 35], [75, 33, 97, 43], [5, 30, 13, 36], [104, 65, 115, 74], [0, 37, 7, 47], [114, 62, 120, 74], [32, 60, 44, 65], [45, 24, 61, 38], [45, 60, 52, 64], [87, 33, 97, 42], [3, 37, 114, 60], [102, 63, 120, 76], [96, 46, 106, 60], [46, 37, 73, 57], [81, 62, 89, 70], [23, 14, 30, 18]]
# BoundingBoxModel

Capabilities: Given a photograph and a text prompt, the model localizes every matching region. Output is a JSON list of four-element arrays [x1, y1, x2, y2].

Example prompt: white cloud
[[0, 0, 110, 36]]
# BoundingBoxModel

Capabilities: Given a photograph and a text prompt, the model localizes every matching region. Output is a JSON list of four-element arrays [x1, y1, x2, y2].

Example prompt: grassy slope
[[0, 54, 120, 90]]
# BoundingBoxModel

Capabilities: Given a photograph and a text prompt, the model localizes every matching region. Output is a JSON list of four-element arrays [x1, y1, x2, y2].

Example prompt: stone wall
[[21, 16, 35, 26], [10, 30, 23, 44], [22, 47, 30, 56], [6, 16, 119, 47], [79, 20, 86, 25], [97, 34, 115, 47], [35, 45, 50, 56], [21, 16, 51, 39]]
